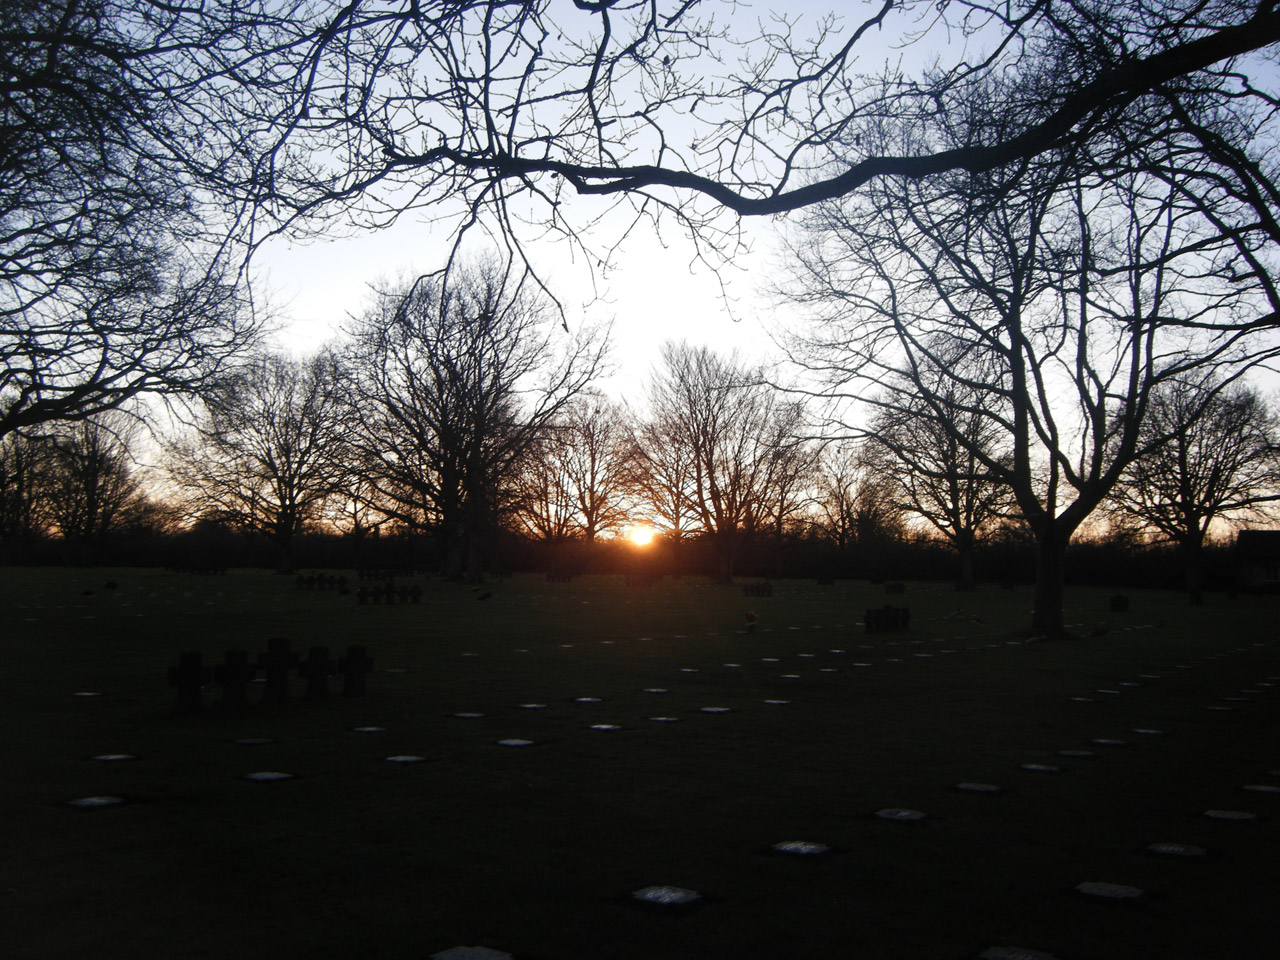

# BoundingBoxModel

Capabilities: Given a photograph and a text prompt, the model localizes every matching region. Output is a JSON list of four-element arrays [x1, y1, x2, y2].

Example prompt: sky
[[245, 0, 927, 410], [252, 207, 789, 410]]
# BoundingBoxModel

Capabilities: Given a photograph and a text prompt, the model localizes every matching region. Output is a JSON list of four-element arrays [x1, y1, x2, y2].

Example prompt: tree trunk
[[1030, 530, 1070, 637], [956, 541, 976, 591], [1182, 539, 1205, 605]]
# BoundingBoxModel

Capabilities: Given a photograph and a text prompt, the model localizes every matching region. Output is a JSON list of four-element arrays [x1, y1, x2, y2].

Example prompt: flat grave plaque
[[876, 808, 926, 821], [1075, 881, 1143, 900], [1147, 841, 1207, 858], [243, 771, 293, 781], [91, 754, 136, 762], [772, 841, 829, 855], [68, 796, 124, 808], [632, 885, 701, 906], [979, 948, 1061, 960], [1204, 809, 1257, 821], [957, 783, 1002, 793], [385, 755, 426, 763], [431, 948, 514, 960], [1020, 763, 1062, 773], [497, 739, 534, 747]]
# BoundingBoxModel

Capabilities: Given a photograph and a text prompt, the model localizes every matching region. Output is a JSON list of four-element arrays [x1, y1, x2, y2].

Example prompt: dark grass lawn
[[2, 569, 1278, 959]]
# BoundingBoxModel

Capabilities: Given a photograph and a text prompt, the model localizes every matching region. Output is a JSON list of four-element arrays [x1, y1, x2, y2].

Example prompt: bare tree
[[39, 413, 143, 562], [866, 358, 1013, 589], [0, 0, 265, 436], [636, 342, 804, 580], [195, 2, 1280, 289], [782, 79, 1280, 634], [166, 351, 347, 570], [341, 262, 609, 580], [0, 432, 53, 558], [513, 398, 635, 544], [811, 442, 907, 560], [1110, 378, 1280, 600]]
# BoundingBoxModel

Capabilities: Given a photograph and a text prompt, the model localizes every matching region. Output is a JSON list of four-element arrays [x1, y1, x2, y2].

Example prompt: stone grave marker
[[243, 771, 293, 781], [213, 649, 256, 707], [338, 645, 374, 697], [875, 808, 926, 822], [431, 948, 513, 960], [298, 646, 334, 702], [772, 841, 829, 855], [1075, 880, 1143, 901], [1147, 841, 1207, 858], [69, 796, 125, 808], [631, 885, 701, 907], [258, 638, 299, 704], [957, 783, 1002, 793], [168, 652, 211, 715], [979, 947, 1061, 960], [1203, 809, 1257, 821]]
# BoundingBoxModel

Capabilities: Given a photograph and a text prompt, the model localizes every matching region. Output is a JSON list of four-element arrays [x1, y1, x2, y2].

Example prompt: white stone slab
[[385, 755, 426, 763], [632, 885, 701, 905], [69, 796, 124, 807], [772, 840, 829, 855], [1076, 881, 1143, 900], [875, 808, 925, 821], [1204, 809, 1257, 820], [1147, 842, 1207, 858]]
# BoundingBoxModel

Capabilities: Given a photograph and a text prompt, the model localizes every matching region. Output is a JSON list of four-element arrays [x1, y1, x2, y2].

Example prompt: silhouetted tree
[[39, 413, 143, 562], [198, 2, 1280, 294], [783, 71, 1280, 635], [0, 0, 263, 436], [866, 355, 1013, 589], [1110, 378, 1280, 601], [166, 351, 347, 570], [636, 343, 806, 580], [341, 262, 608, 580]]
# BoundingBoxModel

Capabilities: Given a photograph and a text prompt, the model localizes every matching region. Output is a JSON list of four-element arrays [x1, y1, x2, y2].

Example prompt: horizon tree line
[[6, 1, 1280, 635]]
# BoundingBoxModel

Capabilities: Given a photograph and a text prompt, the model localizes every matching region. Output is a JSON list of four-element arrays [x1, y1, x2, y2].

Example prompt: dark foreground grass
[[2, 569, 1278, 959]]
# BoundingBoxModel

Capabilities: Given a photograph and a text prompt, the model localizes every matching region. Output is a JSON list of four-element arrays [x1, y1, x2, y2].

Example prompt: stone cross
[[213, 649, 256, 707], [168, 651, 211, 715], [257, 638, 298, 705], [338, 644, 374, 697], [298, 645, 333, 702]]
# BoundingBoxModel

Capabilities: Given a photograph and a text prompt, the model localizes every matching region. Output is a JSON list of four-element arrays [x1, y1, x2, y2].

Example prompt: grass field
[[3, 568, 1278, 959]]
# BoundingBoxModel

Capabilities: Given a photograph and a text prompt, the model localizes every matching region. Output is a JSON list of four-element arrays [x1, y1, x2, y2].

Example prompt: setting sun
[[627, 524, 656, 547]]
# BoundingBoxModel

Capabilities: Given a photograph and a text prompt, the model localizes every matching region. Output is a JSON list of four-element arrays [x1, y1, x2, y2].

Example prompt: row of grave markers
[[167, 639, 374, 713], [75, 614, 1277, 960]]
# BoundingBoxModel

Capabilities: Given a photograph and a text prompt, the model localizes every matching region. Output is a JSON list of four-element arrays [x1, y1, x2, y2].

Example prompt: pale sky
[[246, 0, 933, 408], [252, 210, 787, 409]]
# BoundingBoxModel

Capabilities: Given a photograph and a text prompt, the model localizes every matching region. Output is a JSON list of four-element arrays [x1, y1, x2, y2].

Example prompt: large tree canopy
[[163, 1, 1280, 279], [0, 0, 264, 435]]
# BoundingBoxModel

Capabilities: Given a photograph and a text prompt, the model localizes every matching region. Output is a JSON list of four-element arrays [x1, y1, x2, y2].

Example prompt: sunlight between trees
[[5, 2, 1280, 634]]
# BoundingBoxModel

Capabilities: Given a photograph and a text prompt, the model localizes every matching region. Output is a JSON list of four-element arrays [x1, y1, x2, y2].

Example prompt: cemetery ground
[[3, 569, 1278, 960]]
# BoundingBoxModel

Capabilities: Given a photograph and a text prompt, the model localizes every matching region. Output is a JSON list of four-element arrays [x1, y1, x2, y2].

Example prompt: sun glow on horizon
[[627, 524, 656, 547]]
